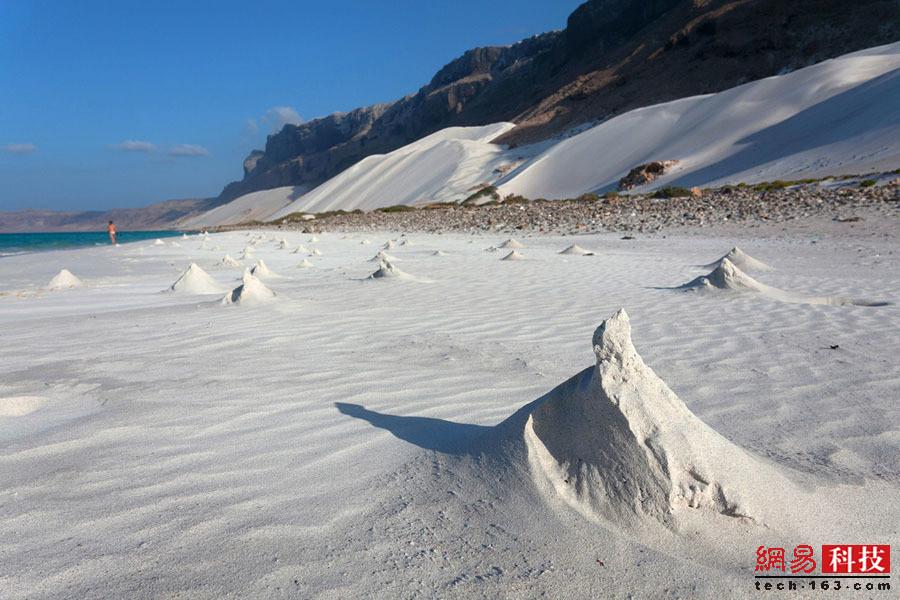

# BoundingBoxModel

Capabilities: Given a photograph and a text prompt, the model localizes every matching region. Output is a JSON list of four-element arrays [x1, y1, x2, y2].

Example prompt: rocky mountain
[[221, 0, 900, 202]]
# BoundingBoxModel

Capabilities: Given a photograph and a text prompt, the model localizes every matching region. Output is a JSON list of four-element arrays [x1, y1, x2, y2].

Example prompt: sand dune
[[681, 258, 888, 306], [47, 269, 82, 290], [519, 310, 786, 527], [559, 244, 594, 256], [249, 259, 276, 279], [700, 246, 772, 271], [501, 250, 525, 261], [169, 263, 224, 294], [369, 259, 410, 280], [218, 254, 241, 267], [222, 269, 276, 305]]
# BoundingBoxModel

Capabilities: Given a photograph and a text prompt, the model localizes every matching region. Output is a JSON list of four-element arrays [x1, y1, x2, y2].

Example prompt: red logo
[[822, 545, 891, 575]]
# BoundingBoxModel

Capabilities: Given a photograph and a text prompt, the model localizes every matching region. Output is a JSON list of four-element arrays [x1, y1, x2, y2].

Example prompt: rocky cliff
[[221, 0, 900, 201]]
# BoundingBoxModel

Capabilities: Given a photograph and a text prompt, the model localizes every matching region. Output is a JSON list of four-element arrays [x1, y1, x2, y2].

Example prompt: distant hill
[[219, 0, 900, 202], [0, 197, 220, 232]]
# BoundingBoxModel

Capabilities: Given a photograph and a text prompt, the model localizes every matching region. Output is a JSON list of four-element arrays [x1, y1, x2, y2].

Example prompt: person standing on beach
[[107, 220, 117, 245]]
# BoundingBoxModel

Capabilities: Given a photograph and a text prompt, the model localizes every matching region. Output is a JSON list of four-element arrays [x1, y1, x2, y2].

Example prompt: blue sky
[[0, 0, 580, 211]]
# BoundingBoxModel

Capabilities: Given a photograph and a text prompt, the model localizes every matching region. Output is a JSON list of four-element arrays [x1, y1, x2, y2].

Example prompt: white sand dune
[[218, 254, 242, 267], [559, 244, 594, 256], [369, 259, 413, 280], [265, 123, 518, 218], [184, 186, 308, 228], [47, 269, 82, 290], [310, 248, 322, 256], [168, 263, 224, 294], [701, 246, 772, 271], [291, 245, 309, 254], [498, 42, 900, 198], [153, 239, 166, 246], [499, 238, 525, 249], [501, 250, 525, 261], [368, 251, 399, 263], [518, 309, 788, 527], [296, 259, 314, 268], [249, 259, 277, 279], [681, 258, 889, 306], [431, 250, 449, 257], [222, 269, 276, 305]]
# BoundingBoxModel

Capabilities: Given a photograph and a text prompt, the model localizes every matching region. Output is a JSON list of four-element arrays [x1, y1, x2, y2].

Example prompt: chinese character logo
[[822, 545, 891, 575], [756, 546, 786, 572]]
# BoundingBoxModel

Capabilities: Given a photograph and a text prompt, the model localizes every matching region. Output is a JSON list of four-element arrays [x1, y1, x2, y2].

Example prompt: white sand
[[218, 254, 242, 267], [501, 250, 525, 261], [222, 269, 276, 305], [1, 227, 898, 598], [249, 259, 276, 279], [559, 244, 594, 256], [47, 269, 82, 290], [168, 263, 224, 294]]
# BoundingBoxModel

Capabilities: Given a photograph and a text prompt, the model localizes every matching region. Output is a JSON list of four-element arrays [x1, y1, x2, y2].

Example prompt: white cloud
[[263, 106, 302, 132], [3, 143, 37, 154], [244, 118, 259, 136], [168, 144, 209, 157], [114, 140, 156, 153]]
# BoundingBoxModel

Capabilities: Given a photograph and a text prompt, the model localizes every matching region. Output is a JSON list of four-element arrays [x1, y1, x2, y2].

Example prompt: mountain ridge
[[222, 0, 900, 202]]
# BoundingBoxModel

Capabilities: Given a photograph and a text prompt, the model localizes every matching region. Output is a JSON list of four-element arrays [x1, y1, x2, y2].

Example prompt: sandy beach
[[1, 224, 897, 598]]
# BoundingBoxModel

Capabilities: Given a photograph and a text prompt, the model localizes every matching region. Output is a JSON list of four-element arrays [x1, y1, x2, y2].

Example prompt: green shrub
[[462, 185, 500, 204], [377, 204, 416, 213], [859, 179, 877, 188], [576, 192, 600, 202], [652, 186, 693, 198]]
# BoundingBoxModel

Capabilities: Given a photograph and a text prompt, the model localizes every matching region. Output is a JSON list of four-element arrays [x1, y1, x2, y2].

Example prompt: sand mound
[[219, 254, 241, 267], [310, 248, 322, 256], [368, 251, 399, 263], [559, 244, 594, 256], [309, 236, 320, 243], [222, 270, 276, 305], [369, 259, 410, 280], [48, 269, 82, 290], [701, 246, 772, 271], [297, 259, 314, 268], [679, 259, 887, 306], [277, 239, 290, 249], [169, 263, 224, 294], [361, 239, 372, 245], [153, 238, 166, 246], [521, 309, 786, 528], [292, 245, 309, 254], [399, 239, 413, 246], [500, 239, 525, 249], [0, 396, 47, 417], [382, 240, 396, 250], [432, 250, 449, 256], [250, 259, 276, 279], [501, 251, 525, 261]]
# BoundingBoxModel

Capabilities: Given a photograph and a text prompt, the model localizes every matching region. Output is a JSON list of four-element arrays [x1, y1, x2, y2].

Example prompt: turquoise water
[[0, 230, 186, 257]]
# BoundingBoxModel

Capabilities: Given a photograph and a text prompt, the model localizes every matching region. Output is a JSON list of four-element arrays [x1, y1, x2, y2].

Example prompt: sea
[[0, 230, 186, 257]]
